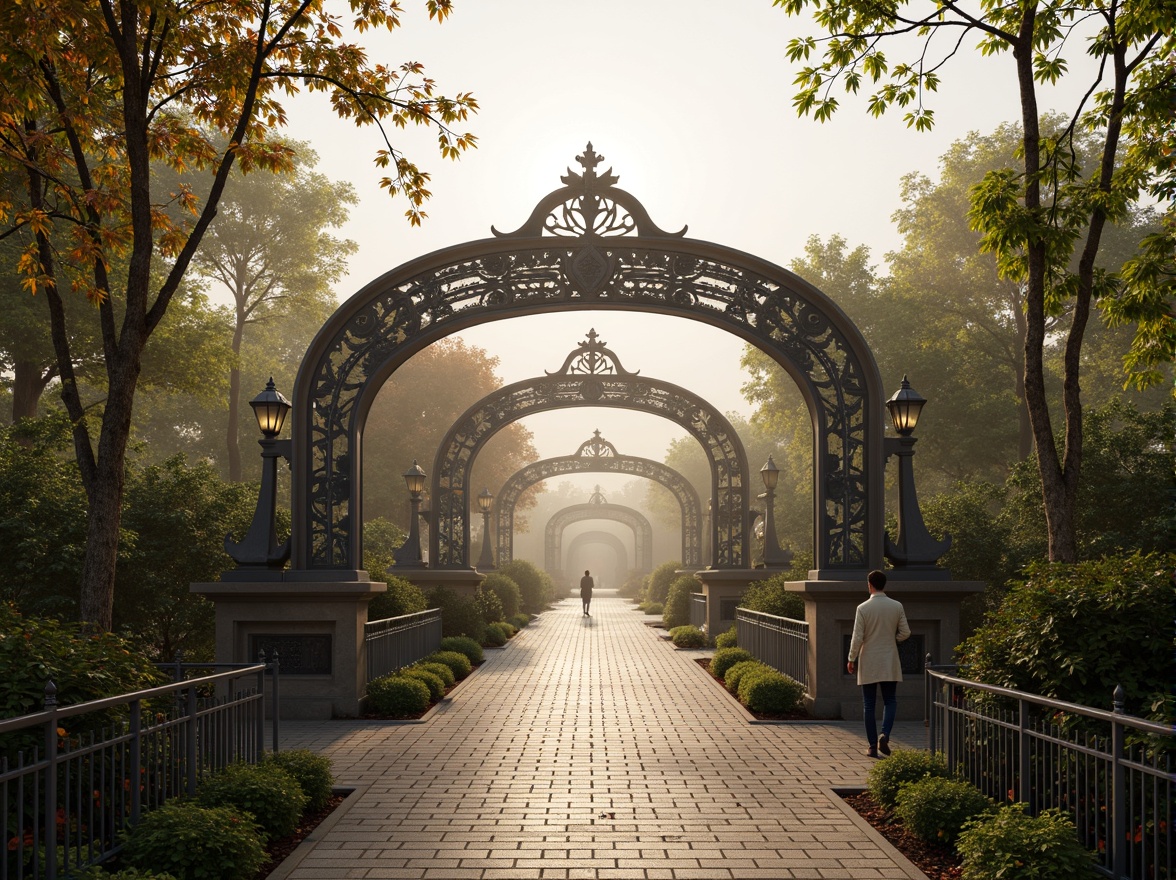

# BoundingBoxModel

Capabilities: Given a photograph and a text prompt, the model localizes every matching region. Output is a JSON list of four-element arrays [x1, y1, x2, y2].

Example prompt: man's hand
[[846, 660, 855, 675]]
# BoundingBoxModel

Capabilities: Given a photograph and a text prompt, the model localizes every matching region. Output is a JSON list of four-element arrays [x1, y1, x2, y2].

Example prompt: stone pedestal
[[192, 571, 386, 720], [389, 567, 485, 598], [694, 568, 781, 636], [785, 578, 985, 720]]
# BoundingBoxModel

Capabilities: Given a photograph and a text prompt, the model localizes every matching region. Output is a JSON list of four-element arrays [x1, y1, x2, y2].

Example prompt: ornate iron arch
[[431, 332, 746, 569], [494, 429, 701, 568], [565, 530, 629, 586], [292, 143, 885, 579], [544, 489, 653, 577]]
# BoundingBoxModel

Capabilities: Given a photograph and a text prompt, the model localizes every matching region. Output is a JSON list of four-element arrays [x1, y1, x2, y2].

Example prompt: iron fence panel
[[365, 608, 443, 684], [735, 608, 809, 692], [690, 593, 706, 629]]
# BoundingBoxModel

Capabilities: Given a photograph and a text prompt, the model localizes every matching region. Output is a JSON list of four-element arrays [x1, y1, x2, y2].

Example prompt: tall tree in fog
[[192, 151, 356, 481], [777, 0, 1174, 561]]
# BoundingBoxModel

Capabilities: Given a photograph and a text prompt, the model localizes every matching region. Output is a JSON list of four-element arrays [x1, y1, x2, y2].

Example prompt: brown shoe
[[866, 747, 879, 758], [878, 734, 891, 756]]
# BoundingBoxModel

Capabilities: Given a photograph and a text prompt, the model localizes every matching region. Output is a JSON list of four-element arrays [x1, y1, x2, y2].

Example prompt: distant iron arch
[[565, 530, 629, 586], [291, 143, 885, 580], [431, 332, 746, 569], [544, 495, 653, 578], [494, 429, 701, 568]]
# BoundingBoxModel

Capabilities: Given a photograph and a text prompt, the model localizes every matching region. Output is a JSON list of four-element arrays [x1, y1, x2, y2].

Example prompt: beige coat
[[848, 592, 911, 685]]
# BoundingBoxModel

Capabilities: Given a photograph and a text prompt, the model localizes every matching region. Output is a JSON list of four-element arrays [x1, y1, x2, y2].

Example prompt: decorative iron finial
[[548, 331, 638, 377], [575, 428, 618, 458], [588, 485, 606, 505]]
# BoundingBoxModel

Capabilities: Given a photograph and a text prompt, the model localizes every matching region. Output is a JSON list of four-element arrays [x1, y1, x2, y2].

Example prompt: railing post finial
[[1112, 683, 1125, 714], [44, 680, 58, 709]]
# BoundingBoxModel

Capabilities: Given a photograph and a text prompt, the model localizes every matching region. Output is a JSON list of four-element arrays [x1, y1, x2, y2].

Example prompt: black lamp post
[[476, 488, 496, 571], [758, 455, 792, 568], [884, 376, 952, 571], [225, 378, 292, 569], [392, 461, 428, 568]]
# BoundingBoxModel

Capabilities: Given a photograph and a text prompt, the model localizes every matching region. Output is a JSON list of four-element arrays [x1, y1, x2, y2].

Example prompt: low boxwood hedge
[[368, 674, 431, 717]]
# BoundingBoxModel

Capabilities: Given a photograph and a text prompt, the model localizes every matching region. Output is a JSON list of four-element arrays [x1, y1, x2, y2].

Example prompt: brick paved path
[[277, 596, 926, 879]]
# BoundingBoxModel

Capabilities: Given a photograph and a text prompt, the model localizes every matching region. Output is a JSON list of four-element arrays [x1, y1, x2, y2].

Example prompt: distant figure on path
[[846, 569, 910, 758], [580, 570, 594, 616]]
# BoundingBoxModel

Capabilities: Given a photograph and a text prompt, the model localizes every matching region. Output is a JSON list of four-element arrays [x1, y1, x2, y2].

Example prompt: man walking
[[580, 569, 594, 616], [847, 569, 910, 758]]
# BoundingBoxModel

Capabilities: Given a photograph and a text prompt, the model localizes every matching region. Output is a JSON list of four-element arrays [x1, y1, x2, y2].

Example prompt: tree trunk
[[11, 359, 52, 423], [227, 313, 245, 481]]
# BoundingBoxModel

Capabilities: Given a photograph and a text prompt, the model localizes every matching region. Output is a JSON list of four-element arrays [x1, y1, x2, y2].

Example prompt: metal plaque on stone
[[249, 634, 332, 675]]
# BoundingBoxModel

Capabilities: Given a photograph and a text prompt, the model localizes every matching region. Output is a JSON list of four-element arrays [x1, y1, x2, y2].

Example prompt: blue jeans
[[861, 681, 898, 747]]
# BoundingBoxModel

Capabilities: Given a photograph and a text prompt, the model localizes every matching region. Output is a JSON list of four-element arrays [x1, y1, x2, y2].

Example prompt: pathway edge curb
[[263, 783, 370, 880], [826, 787, 929, 880]]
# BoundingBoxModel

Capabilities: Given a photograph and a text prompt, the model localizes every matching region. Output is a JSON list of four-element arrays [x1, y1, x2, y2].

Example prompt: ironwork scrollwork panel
[[543, 502, 653, 577]]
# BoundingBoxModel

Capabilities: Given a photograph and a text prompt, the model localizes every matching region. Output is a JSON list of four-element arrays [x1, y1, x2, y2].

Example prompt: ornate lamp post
[[884, 376, 952, 570], [476, 488, 496, 571], [758, 455, 792, 568], [225, 378, 292, 569], [392, 461, 428, 568]]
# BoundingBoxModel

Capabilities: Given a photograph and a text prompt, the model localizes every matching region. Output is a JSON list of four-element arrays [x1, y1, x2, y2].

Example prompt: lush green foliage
[[197, 762, 306, 841], [413, 662, 453, 690], [474, 588, 504, 625], [367, 674, 431, 718], [426, 587, 485, 642], [643, 561, 683, 605], [497, 560, 556, 614], [439, 636, 484, 665], [662, 575, 698, 629], [714, 626, 738, 649], [482, 622, 508, 647], [643, 602, 664, 616], [367, 574, 428, 622], [724, 660, 770, 695], [894, 777, 992, 845], [668, 625, 707, 648], [423, 650, 473, 679], [72, 869, 179, 880], [508, 613, 531, 630], [710, 648, 754, 680], [740, 574, 806, 620], [481, 573, 522, 619], [262, 748, 334, 813], [958, 552, 1175, 716], [123, 801, 266, 880], [867, 750, 951, 810], [401, 666, 445, 700], [957, 805, 1097, 880], [739, 670, 804, 714]]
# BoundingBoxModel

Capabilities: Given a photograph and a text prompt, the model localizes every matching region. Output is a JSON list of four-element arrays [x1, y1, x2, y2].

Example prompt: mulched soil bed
[[694, 658, 810, 721], [840, 790, 962, 880], [256, 792, 347, 879]]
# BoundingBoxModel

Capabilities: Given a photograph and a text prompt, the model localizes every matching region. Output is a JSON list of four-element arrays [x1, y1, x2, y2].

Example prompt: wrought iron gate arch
[[494, 429, 701, 568], [564, 530, 629, 585], [291, 143, 885, 578], [544, 502, 653, 578], [432, 332, 746, 569]]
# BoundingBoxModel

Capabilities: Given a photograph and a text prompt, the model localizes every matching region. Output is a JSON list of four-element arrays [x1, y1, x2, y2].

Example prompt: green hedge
[[662, 575, 698, 629], [401, 666, 446, 700], [644, 561, 683, 604], [368, 674, 430, 717], [262, 749, 334, 813], [957, 805, 1097, 880], [739, 670, 804, 714], [740, 574, 805, 620], [439, 635, 484, 665], [866, 749, 951, 810], [424, 650, 473, 679], [196, 762, 306, 841], [714, 626, 738, 649], [894, 776, 992, 845], [124, 802, 265, 880], [482, 573, 523, 619]]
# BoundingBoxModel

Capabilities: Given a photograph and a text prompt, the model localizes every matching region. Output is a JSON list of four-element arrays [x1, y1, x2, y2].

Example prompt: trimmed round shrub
[[498, 559, 556, 613], [123, 801, 265, 880], [644, 602, 663, 616], [417, 661, 456, 688], [714, 626, 738, 649], [72, 869, 179, 880], [957, 805, 1097, 880], [740, 670, 804, 714], [483, 622, 508, 647], [669, 625, 708, 648], [197, 762, 306, 841], [474, 587, 504, 625], [367, 674, 431, 717], [367, 575, 428, 621], [894, 776, 992, 845], [867, 749, 951, 809], [426, 586, 486, 642], [741, 574, 805, 619], [482, 573, 522, 619], [724, 659, 770, 695], [499, 621, 517, 638], [401, 666, 446, 701], [662, 574, 698, 629], [711, 647, 754, 680], [644, 560, 683, 604], [439, 635, 484, 665], [424, 650, 473, 679], [508, 613, 530, 629], [262, 748, 334, 813]]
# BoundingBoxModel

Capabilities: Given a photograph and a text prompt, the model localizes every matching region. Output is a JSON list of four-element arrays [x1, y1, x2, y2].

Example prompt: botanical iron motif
[[544, 499, 653, 578]]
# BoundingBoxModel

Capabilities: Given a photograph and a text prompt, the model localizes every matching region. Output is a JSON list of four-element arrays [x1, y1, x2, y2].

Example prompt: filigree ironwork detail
[[494, 430, 702, 568], [293, 145, 880, 577], [544, 502, 653, 578]]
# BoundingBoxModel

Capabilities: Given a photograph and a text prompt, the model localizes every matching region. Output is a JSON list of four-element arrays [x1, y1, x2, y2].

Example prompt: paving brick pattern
[[280, 596, 926, 879]]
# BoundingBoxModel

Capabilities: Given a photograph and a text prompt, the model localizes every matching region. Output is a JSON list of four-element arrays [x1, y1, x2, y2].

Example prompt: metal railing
[[926, 664, 1174, 880], [735, 607, 809, 692], [365, 608, 443, 683], [0, 661, 276, 880], [690, 593, 706, 629]]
